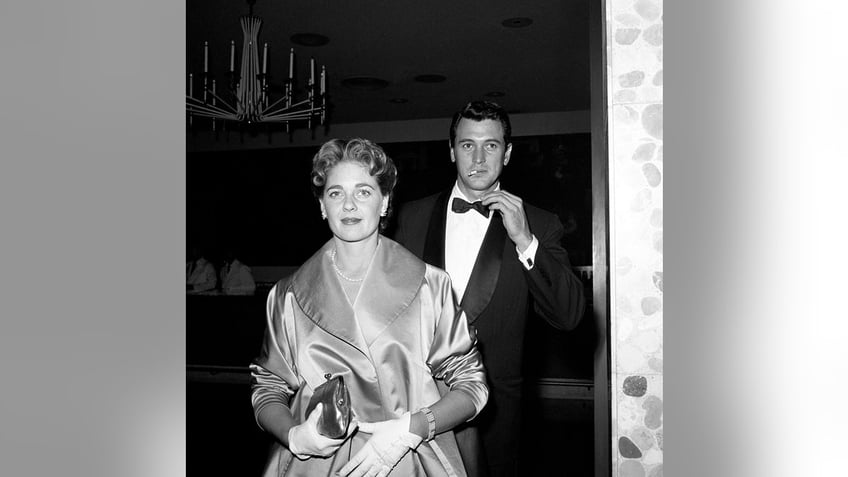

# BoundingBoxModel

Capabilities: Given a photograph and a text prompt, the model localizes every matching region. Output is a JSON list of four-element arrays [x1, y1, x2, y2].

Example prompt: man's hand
[[480, 190, 533, 252]]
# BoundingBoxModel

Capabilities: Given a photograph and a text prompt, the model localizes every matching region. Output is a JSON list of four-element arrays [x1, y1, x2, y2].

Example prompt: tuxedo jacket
[[393, 190, 586, 394]]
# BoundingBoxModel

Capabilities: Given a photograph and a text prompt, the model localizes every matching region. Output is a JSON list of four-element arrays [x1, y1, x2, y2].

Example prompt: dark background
[[187, 133, 592, 268]]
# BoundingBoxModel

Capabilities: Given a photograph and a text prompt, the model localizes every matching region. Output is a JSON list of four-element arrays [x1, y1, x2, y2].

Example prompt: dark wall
[[186, 146, 330, 266], [187, 133, 592, 267]]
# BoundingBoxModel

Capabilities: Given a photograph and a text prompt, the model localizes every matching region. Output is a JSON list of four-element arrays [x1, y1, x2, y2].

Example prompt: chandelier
[[186, 0, 327, 133]]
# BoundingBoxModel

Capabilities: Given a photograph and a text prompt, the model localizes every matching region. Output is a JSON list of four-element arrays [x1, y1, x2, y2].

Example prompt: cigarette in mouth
[[468, 170, 478, 176]]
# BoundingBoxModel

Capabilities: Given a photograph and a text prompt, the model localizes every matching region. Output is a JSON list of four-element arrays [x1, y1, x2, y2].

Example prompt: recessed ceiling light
[[501, 17, 533, 28], [389, 98, 408, 104], [290, 33, 329, 47], [485, 91, 506, 98], [414, 74, 447, 84], [341, 76, 390, 91]]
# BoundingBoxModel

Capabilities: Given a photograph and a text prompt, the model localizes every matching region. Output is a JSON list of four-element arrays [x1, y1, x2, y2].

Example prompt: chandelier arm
[[191, 112, 240, 121], [262, 104, 323, 118], [262, 111, 319, 121], [187, 101, 224, 115], [285, 98, 314, 108], [261, 116, 314, 122], [188, 108, 239, 120], [264, 111, 315, 121], [203, 91, 238, 114], [265, 113, 306, 121], [187, 99, 238, 118], [260, 95, 289, 112], [187, 100, 239, 119], [188, 110, 238, 121]]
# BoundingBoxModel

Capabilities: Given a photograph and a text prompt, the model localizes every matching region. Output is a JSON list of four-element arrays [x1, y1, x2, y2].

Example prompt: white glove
[[288, 403, 353, 460], [339, 412, 423, 477]]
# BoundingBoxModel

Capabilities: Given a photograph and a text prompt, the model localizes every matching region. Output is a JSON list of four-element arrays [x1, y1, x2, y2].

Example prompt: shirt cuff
[[516, 235, 539, 270]]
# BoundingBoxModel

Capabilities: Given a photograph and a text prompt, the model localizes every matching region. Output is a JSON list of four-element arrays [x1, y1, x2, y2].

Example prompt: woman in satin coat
[[250, 138, 489, 477]]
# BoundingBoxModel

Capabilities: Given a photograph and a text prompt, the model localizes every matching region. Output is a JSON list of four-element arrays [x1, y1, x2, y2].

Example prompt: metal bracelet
[[420, 407, 436, 441]]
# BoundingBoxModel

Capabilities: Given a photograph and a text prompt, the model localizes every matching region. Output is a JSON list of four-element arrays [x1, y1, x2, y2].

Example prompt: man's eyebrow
[[457, 137, 502, 143]]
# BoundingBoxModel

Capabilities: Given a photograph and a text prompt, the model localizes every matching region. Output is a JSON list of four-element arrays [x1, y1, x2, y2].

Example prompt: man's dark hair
[[449, 100, 512, 146]]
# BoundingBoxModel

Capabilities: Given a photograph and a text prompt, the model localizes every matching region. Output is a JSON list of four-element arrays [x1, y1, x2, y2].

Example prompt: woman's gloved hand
[[288, 403, 355, 460], [339, 412, 422, 477]]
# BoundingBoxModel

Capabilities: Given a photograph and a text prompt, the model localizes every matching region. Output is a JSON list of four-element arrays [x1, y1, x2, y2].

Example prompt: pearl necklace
[[331, 249, 364, 282]]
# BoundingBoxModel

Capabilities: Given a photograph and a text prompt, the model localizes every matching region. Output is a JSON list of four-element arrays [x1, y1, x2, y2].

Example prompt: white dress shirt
[[445, 184, 492, 301], [444, 182, 539, 302]]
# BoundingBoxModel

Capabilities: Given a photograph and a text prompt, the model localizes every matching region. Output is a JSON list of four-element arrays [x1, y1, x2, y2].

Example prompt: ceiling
[[186, 0, 591, 125]]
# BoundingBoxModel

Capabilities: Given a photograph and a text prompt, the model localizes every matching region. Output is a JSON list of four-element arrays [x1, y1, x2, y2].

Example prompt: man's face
[[450, 118, 512, 201]]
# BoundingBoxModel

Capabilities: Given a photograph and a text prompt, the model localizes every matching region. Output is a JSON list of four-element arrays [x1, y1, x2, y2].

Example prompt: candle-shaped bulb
[[229, 41, 235, 72], [212, 79, 217, 131], [262, 42, 268, 74], [188, 73, 193, 97], [203, 41, 209, 73], [310, 57, 316, 87], [288, 48, 294, 80], [320, 66, 326, 95]]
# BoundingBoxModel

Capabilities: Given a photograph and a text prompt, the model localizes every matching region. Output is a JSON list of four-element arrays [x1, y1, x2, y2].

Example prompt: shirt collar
[[449, 181, 500, 203]]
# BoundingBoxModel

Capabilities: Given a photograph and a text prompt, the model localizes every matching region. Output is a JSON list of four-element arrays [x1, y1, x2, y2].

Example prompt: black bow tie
[[451, 197, 490, 218]]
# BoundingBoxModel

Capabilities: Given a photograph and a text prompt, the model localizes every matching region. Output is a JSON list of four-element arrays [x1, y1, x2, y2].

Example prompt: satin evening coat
[[250, 237, 489, 477]]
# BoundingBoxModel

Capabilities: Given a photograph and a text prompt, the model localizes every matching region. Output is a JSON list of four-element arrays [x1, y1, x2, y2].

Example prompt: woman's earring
[[380, 207, 387, 217], [321, 210, 327, 220]]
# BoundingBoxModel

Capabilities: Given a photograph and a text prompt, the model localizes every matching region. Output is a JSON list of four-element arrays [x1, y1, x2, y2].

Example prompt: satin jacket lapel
[[291, 241, 370, 356], [460, 212, 506, 324], [354, 238, 426, 345], [423, 191, 450, 269]]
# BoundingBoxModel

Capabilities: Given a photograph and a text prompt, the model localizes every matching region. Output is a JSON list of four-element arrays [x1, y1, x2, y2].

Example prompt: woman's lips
[[341, 218, 361, 225]]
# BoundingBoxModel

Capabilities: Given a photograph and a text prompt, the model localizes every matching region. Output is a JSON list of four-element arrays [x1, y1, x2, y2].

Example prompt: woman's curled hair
[[310, 138, 398, 230]]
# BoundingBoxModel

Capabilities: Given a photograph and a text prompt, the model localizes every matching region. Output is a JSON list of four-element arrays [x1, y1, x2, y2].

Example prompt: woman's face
[[320, 161, 388, 243]]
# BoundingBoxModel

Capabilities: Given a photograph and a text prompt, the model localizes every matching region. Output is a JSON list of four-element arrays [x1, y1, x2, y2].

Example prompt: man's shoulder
[[396, 190, 446, 218], [521, 200, 566, 242], [523, 199, 560, 224]]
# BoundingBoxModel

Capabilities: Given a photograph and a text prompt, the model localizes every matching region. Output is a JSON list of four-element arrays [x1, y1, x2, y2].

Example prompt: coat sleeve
[[249, 281, 300, 429], [525, 214, 587, 331], [424, 269, 489, 418]]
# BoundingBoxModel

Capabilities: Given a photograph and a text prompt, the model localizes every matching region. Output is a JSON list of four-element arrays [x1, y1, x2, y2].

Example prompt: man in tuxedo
[[393, 101, 586, 477]]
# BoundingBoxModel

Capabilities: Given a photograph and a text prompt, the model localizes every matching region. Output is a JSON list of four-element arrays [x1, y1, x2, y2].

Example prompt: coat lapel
[[423, 191, 450, 269], [290, 241, 370, 356], [290, 238, 426, 353], [460, 212, 506, 324], [354, 238, 426, 345]]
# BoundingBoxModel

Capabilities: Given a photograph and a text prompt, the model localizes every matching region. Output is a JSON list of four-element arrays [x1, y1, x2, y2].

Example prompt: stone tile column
[[606, 0, 663, 476]]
